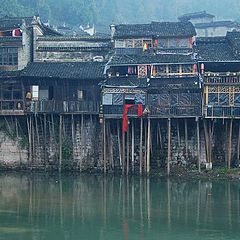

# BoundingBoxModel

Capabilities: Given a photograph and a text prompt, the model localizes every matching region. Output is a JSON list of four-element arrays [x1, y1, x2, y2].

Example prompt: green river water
[[0, 173, 239, 240]]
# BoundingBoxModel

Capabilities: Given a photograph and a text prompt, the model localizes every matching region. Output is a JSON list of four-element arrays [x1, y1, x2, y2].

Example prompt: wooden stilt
[[167, 118, 171, 175], [203, 119, 209, 164], [43, 114, 47, 170], [177, 119, 181, 148], [34, 115, 40, 163], [144, 120, 147, 173], [131, 120, 135, 173], [228, 119, 233, 169], [122, 122, 125, 175], [31, 115, 34, 168], [196, 117, 201, 172], [108, 121, 114, 170], [237, 121, 240, 167], [117, 120, 122, 168], [15, 117, 22, 165], [225, 121, 228, 167], [147, 118, 151, 174], [139, 118, 143, 175], [71, 114, 75, 161], [27, 116, 32, 167], [126, 125, 130, 175], [59, 115, 62, 172], [184, 119, 188, 159], [103, 118, 107, 174], [208, 120, 214, 164]]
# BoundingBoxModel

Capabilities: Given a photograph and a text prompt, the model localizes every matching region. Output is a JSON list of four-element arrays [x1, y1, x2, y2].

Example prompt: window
[[169, 65, 180, 74], [182, 65, 193, 74], [32, 85, 39, 101], [0, 48, 18, 66], [78, 90, 84, 100], [155, 65, 167, 76], [126, 39, 134, 48]]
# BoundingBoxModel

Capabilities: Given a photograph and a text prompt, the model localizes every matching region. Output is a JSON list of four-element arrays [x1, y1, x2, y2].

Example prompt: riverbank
[[0, 164, 240, 181], [153, 167, 240, 180]]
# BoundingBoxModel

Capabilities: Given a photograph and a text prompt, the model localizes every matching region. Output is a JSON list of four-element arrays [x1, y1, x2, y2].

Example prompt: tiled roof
[[21, 62, 105, 80], [38, 33, 111, 41], [178, 11, 215, 22], [114, 21, 196, 38], [195, 21, 239, 29], [226, 31, 240, 53], [36, 46, 111, 52], [0, 70, 20, 78], [108, 53, 195, 66], [196, 37, 239, 62], [103, 75, 147, 88], [0, 16, 33, 30]]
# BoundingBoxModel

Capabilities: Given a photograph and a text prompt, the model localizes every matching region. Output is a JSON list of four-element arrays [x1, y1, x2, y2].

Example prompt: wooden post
[[228, 119, 233, 169], [237, 121, 240, 167], [15, 117, 22, 165], [43, 114, 47, 170], [122, 123, 125, 175], [71, 114, 75, 161], [139, 118, 143, 175], [127, 126, 130, 175], [147, 118, 151, 174], [184, 119, 188, 159], [203, 119, 209, 163], [59, 115, 62, 172], [196, 117, 201, 172], [167, 118, 171, 175], [225, 121, 228, 167], [177, 119, 181, 148], [117, 120, 122, 168], [29, 115, 33, 169], [103, 118, 107, 174], [131, 120, 135, 173], [144, 120, 147, 173]]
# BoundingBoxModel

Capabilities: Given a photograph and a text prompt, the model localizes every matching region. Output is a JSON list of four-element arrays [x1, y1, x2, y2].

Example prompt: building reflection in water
[[0, 174, 239, 240]]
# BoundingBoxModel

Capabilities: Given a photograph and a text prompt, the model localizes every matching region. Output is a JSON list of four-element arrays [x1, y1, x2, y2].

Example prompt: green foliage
[[1, 0, 240, 31]]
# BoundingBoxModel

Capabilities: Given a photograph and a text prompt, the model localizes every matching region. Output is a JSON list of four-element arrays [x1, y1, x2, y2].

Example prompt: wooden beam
[[167, 118, 171, 175], [122, 123, 125, 175], [146, 118, 151, 174], [59, 114, 62, 172], [139, 118, 143, 175], [184, 119, 188, 159], [127, 126, 130, 175], [196, 117, 201, 172], [228, 119, 233, 169], [103, 117, 107, 174], [44, 114, 47, 170], [131, 120, 135, 173]]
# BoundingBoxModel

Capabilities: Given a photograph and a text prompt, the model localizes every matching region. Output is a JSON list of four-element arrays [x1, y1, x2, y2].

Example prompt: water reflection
[[0, 173, 239, 240]]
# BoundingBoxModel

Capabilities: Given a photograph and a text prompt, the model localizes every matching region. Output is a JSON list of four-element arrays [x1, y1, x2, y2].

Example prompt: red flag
[[138, 104, 143, 117], [123, 104, 134, 133]]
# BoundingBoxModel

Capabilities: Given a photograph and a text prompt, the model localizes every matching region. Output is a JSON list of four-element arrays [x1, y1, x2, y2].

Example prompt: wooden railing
[[0, 100, 24, 115], [204, 106, 240, 118], [27, 100, 100, 114], [149, 105, 201, 117]]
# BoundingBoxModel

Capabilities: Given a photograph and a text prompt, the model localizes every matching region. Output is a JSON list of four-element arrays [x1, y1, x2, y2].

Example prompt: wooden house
[[21, 62, 105, 114], [0, 16, 61, 71], [197, 33, 240, 118], [103, 21, 200, 119], [35, 33, 111, 62]]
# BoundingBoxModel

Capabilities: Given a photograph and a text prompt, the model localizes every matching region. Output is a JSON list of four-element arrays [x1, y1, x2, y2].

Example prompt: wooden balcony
[[149, 105, 201, 118], [0, 100, 24, 115], [204, 106, 240, 118], [27, 100, 100, 114], [103, 105, 201, 118]]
